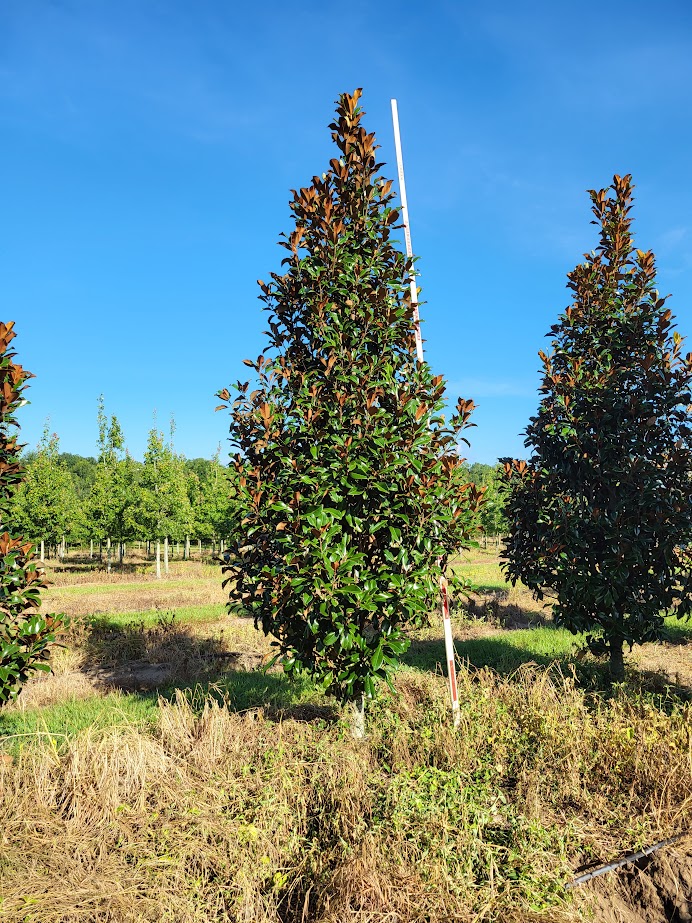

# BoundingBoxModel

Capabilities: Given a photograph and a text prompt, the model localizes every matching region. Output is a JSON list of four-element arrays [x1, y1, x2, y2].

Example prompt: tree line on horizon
[[11, 397, 239, 576], [13, 408, 508, 573]]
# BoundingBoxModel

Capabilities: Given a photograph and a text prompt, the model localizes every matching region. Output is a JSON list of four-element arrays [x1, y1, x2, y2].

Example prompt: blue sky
[[3, 0, 692, 465]]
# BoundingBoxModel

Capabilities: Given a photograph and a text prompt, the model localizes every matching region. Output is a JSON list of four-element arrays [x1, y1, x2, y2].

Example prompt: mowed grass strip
[[41, 575, 227, 618]]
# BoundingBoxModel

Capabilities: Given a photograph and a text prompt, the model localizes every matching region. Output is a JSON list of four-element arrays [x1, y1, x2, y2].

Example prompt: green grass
[[664, 613, 692, 642], [0, 671, 320, 757], [0, 692, 160, 754], [454, 558, 510, 594], [46, 576, 218, 597], [405, 623, 583, 677], [85, 602, 227, 630]]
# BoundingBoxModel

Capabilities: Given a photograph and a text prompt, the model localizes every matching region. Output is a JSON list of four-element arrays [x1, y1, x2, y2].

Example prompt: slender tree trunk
[[184, 535, 190, 561], [156, 539, 161, 580], [220, 538, 225, 554], [89, 539, 93, 559], [164, 536, 169, 576], [351, 695, 366, 739], [119, 541, 124, 565], [40, 538, 45, 561], [198, 539, 202, 560], [99, 540, 103, 563], [106, 537, 112, 574], [609, 638, 625, 683]]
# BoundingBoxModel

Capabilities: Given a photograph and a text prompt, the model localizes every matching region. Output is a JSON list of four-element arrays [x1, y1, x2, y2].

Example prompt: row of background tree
[[12, 398, 239, 575], [13, 400, 507, 573]]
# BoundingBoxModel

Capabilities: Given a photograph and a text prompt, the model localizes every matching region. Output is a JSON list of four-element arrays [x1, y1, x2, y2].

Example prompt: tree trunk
[[198, 539, 202, 560], [351, 696, 366, 739], [106, 537, 112, 574], [89, 539, 93, 559], [156, 539, 161, 580], [164, 536, 169, 576], [119, 542, 124, 565], [609, 638, 625, 683], [40, 538, 45, 562], [184, 535, 190, 561]]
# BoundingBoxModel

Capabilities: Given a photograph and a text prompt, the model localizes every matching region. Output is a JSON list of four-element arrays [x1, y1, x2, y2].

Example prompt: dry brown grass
[[2, 550, 691, 921], [1, 667, 690, 922]]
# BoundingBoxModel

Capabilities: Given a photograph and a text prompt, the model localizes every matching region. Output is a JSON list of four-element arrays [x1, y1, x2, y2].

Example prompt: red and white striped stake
[[391, 98, 461, 729]]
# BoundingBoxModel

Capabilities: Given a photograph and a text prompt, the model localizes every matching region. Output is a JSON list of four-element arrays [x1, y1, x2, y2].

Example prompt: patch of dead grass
[[1, 669, 690, 922]]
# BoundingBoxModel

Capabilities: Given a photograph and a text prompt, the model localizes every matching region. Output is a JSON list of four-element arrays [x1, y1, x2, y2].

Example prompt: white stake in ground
[[391, 98, 461, 729]]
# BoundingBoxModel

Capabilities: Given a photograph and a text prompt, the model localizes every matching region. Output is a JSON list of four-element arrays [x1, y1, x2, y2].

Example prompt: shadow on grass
[[57, 611, 334, 722], [459, 594, 552, 630], [404, 631, 692, 704], [48, 558, 148, 577], [405, 634, 564, 677], [665, 618, 692, 644]]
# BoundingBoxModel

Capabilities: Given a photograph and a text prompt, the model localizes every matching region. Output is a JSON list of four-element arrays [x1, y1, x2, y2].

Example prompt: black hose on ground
[[566, 832, 688, 889]]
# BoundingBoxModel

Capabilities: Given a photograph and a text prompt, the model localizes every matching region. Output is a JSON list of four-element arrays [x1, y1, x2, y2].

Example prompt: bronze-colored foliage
[[0, 321, 64, 703], [219, 91, 482, 703]]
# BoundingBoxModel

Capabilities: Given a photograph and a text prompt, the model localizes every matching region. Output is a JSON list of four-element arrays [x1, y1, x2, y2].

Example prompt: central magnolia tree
[[219, 90, 482, 708]]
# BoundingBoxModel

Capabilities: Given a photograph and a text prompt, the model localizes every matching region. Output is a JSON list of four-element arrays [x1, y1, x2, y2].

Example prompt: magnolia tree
[[501, 175, 692, 680], [0, 322, 63, 704], [219, 90, 482, 717]]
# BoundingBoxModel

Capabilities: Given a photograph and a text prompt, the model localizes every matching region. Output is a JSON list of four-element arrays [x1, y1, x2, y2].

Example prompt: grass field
[[1, 548, 691, 922]]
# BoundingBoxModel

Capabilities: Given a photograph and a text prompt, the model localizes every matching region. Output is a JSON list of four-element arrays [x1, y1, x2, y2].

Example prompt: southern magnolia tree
[[501, 175, 692, 680], [219, 90, 482, 705], [0, 322, 63, 704]]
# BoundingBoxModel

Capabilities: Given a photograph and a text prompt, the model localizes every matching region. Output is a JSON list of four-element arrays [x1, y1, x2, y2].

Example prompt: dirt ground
[[585, 840, 692, 923]]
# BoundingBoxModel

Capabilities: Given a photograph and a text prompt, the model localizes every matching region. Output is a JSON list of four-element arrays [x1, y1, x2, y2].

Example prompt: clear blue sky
[[4, 0, 692, 465]]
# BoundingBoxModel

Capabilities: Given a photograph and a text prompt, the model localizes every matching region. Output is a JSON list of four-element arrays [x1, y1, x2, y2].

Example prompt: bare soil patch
[[585, 839, 692, 923]]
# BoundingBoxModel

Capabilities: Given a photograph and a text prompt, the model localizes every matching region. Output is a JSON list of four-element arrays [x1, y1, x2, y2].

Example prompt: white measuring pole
[[390, 99, 424, 365], [391, 98, 461, 729]]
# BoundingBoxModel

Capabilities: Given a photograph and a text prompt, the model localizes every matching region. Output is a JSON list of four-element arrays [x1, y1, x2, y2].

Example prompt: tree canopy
[[501, 174, 692, 679], [219, 89, 482, 705]]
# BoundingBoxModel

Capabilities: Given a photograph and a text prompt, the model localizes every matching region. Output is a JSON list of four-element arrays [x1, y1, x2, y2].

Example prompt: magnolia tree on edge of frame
[[501, 175, 692, 681], [218, 90, 483, 709], [0, 322, 64, 704]]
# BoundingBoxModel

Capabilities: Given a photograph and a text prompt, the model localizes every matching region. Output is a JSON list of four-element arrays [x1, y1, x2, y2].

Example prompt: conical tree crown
[[502, 175, 692, 664], [220, 90, 481, 703]]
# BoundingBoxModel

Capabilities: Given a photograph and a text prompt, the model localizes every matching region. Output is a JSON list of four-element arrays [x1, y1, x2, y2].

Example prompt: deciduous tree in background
[[89, 398, 136, 572], [0, 322, 63, 704], [13, 425, 81, 559], [501, 175, 692, 680], [219, 90, 482, 715], [139, 422, 191, 578], [192, 451, 238, 554]]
